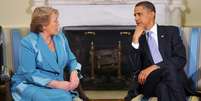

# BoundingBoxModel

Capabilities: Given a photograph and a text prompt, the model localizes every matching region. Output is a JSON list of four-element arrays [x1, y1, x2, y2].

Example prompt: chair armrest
[[0, 65, 11, 83], [0, 65, 13, 101]]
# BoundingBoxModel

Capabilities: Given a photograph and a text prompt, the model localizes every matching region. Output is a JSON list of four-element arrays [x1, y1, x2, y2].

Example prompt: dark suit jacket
[[129, 25, 186, 73], [127, 25, 192, 95]]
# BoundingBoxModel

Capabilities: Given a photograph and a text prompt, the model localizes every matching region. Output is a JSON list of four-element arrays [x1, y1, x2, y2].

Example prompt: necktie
[[147, 31, 163, 64]]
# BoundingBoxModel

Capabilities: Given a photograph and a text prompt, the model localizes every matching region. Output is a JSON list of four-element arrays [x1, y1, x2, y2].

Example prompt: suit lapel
[[38, 34, 60, 73], [157, 25, 166, 59], [143, 25, 166, 65]]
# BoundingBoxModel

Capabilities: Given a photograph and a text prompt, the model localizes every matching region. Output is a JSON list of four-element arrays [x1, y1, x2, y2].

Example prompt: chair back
[[181, 27, 201, 91], [11, 29, 22, 72]]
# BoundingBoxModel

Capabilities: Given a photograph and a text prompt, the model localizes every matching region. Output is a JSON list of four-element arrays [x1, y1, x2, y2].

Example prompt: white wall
[[183, 0, 201, 26], [0, 0, 31, 28], [0, 0, 201, 27]]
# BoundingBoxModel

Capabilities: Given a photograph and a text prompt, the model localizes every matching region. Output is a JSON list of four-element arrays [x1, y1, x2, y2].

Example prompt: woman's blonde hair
[[30, 6, 59, 33]]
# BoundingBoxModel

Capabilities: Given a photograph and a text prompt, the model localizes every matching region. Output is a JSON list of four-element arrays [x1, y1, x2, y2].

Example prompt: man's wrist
[[154, 65, 160, 69], [132, 36, 139, 43], [131, 42, 139, 49]]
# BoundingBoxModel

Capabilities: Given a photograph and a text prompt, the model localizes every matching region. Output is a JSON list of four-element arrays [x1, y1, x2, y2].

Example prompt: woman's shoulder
[[21, 32, 39, 47], [54, 31, 65, 38], [54, 32, 67, 41]]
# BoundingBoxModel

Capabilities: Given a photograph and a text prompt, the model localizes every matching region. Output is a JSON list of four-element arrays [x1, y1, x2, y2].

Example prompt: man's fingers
[[141, 74, 146, 85], [138, 71, 148, 85], [138, 72, 144, 85]]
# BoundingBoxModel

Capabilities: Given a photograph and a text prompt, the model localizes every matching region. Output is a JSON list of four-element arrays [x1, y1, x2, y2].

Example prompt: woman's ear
[[42, 26, 46, 31]]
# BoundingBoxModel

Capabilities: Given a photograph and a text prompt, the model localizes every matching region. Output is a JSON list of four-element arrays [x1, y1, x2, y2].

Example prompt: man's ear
[[150, 11, 154, 17], [151, 12, 155, 19]]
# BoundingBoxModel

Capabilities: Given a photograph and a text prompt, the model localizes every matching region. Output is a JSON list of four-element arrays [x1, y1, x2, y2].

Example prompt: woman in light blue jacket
[[11, 7, 81, 101]]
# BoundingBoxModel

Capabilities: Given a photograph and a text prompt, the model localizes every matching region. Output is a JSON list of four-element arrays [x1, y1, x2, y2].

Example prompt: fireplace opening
[[63, 26, 135, 90]]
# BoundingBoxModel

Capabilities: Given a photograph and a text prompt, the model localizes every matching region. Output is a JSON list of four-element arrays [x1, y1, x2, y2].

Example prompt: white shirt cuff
[[131, 42, 139, 49]]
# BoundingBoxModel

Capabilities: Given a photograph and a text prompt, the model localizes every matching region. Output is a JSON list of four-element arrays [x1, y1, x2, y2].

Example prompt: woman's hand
[[48, 70, 79, 91], [69, 70, 80, 90], [48, 80, 74, 91]]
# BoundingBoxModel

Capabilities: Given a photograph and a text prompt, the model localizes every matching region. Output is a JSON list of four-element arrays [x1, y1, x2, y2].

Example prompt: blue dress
[[11, 32, 81, 101]]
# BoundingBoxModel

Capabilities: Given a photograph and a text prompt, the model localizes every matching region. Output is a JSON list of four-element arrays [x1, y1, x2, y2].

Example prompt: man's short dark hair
[[135, 1, 156, 13]]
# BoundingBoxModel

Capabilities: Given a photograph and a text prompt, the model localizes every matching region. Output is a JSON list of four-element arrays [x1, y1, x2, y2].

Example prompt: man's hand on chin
[[138, 65, 160, 85]]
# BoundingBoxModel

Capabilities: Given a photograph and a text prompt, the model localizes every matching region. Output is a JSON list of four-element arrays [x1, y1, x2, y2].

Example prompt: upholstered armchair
[[131, 27, 201, 101], [0, 26, 12, 101], [1, 28, 88, 101]]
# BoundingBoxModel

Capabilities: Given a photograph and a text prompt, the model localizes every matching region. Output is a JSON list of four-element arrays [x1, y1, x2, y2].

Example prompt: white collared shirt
[[132, 23, 159, 49]]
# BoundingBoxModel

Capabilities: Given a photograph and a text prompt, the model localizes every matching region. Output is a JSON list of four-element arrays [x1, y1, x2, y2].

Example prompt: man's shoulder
[[157, 25, 182, 40], [157, 25, 179, 30]]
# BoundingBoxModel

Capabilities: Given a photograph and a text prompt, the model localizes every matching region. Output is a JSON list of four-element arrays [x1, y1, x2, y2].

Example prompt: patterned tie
[[147, 31, 163, 64]]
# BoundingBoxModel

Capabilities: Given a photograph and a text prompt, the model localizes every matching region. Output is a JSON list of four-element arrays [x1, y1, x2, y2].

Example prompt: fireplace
[[32, 0, 186, 26], [63, 26, 135, 90]]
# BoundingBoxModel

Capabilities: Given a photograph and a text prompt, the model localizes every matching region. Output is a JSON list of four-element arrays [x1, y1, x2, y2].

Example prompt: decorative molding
[[169, 0, 186, 11], [47, 0, 133, 5], [32, 0, 171, 5], [168, 0, 186, 26], [31, 0, 186, 26]]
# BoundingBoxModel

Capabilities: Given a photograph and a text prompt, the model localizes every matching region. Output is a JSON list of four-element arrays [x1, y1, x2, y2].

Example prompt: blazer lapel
[[37, 34, 60, 73], [53, 35, 66, 69]]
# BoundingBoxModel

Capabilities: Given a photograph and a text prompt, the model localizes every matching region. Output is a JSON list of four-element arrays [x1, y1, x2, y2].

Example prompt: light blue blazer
[[11, 32, 81, 101]]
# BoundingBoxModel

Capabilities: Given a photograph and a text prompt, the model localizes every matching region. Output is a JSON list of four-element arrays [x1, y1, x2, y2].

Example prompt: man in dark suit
[[124, 1, 187, 101]]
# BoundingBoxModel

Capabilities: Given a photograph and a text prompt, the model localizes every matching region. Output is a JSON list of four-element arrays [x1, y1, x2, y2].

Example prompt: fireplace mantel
[[32, 0, 186, 26]]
